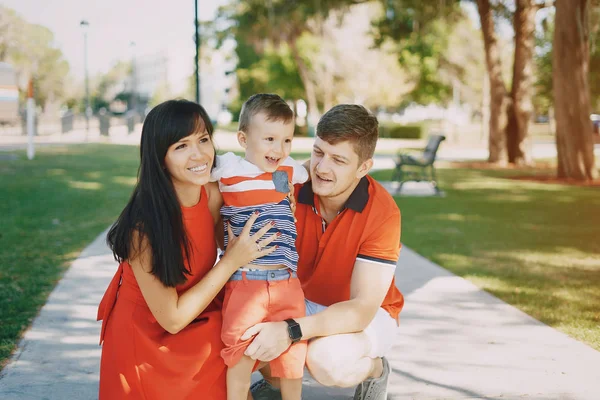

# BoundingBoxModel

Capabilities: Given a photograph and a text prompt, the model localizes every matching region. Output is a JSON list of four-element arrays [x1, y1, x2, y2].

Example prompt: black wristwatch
[[284, 319, 303, 343]]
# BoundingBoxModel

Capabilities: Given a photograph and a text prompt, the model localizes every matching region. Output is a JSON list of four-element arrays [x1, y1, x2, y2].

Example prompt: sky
[[3, 0, 225, 91]]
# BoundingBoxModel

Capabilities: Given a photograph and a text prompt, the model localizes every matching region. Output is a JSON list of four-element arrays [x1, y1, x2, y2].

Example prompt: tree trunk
[[553, 0, 598, 180], [476, 0, 509, 163], [322, 52, 335, 113], [507, 0, 537, 164], [289, 36, 321, 122]]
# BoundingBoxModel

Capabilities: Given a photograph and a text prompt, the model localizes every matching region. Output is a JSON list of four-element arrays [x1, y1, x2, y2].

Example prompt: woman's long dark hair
[[107, 99, 214, 287]]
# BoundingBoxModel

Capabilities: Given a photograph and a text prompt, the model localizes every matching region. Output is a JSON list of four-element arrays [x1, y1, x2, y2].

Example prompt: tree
[[506, 0, 540, 164], [230, 39, 305, 114], [216, 0, 367, 122], [90, 61, 131, 113], [588, 2, 600, 111], [298, 2, 411, 111], [474, 0, 554, 164], [373, 0, 465, 106], [475, 0, 510, 162], [214, 0, 409, 119], [0, 6, 70, 110], [533, 10, 554, 117], [552, 0, 598, 180]]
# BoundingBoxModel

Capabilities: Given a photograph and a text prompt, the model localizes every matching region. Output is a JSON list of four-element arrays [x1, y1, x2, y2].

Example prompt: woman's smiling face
[[164, 130, 214, 191]]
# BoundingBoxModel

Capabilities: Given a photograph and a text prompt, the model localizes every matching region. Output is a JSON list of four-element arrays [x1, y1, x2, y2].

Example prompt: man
[[242, 104, 403, 400]]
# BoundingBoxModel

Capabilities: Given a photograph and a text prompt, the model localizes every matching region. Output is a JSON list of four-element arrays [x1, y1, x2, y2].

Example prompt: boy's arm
[[283, 156, 309, 184]]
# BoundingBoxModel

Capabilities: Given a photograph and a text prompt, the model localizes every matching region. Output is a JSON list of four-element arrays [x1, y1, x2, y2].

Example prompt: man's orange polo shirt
[[295, 175, 404, 321]]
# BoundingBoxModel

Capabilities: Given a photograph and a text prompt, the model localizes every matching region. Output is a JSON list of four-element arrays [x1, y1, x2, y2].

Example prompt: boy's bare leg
[[257, 363, 281, 389], [227, 355, 256, 400], [279, 378, 302, 400]]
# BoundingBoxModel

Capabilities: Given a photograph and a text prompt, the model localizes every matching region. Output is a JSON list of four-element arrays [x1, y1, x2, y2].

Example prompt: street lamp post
[[130, 41, 137, 115], [194, 0, 201, 104], [80, 20, 91, 138], [26, 76, 35, 160]]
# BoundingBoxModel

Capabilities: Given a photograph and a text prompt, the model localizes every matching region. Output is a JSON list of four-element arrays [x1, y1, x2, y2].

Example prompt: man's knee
[[306, 335, 370, 388]]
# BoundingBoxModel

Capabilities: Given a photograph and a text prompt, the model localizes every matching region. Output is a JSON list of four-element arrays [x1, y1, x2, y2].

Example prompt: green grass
[[371, 166, 600, 350], [0, 144, 139, 368]]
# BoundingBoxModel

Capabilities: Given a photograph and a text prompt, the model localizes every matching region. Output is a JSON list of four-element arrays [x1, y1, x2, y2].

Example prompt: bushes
[[220, 120, 426, 139], [294, 124, 310, 137], [379, 122, 426, 139]]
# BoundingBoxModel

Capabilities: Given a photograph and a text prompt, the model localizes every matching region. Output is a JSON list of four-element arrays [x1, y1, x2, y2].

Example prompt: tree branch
[[534, 0, 556, 10]]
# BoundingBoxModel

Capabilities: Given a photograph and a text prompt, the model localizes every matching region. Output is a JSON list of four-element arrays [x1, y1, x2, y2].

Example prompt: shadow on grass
[[0, 144, 140, 367], [371, 166, 600, 350]]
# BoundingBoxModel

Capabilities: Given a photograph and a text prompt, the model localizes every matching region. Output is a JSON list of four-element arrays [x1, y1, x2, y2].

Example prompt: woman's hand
[[221, 212, 278, 269]]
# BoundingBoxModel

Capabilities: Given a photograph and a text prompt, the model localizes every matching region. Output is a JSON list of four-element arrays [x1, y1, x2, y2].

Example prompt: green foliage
[[90, 61, 132, 113], [209, 2, 307, 114], [372, 0, 463, 105], [294, 124, 310, 137], [148, 82, 171, 108], [590, 3, 600, 111], [216, 0, 357, 43], [213, 1, 313, 103], [234, 41, 304, 106], [213, 0, 360, 113], [0, 6, 70, 109], [379, 122, 425, 139], [533, 9, 554, 116]]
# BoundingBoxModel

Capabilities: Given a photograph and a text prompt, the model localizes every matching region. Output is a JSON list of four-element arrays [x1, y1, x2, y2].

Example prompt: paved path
[[1, 222, 600, 399]]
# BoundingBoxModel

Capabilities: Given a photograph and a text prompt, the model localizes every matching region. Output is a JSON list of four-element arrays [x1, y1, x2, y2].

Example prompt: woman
[[97, 99, 277, 400]]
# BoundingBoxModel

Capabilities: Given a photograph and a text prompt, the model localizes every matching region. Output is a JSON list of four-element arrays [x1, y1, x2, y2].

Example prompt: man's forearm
[[298, 299, 375, 340]]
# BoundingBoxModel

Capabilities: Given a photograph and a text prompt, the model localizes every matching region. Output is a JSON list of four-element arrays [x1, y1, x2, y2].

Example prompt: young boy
[[211, 94, 308, 400]]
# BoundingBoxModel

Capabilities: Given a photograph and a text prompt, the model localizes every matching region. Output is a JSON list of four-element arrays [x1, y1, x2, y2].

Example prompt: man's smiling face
[[310, 136, 368, 199]]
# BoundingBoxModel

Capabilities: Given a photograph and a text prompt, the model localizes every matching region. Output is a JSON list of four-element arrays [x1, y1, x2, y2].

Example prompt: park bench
[[391, 134, 446, 195]]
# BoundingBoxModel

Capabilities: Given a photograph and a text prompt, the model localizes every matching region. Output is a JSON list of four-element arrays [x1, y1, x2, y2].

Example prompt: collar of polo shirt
[[297, 176, 370, 213]]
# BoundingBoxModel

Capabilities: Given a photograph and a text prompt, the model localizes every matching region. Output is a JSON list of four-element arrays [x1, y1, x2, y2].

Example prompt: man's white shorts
[[304, 298, 399, 358]]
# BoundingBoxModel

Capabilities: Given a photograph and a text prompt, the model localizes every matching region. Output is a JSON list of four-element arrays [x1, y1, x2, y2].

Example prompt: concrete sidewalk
[[1, 229, 600, 400]]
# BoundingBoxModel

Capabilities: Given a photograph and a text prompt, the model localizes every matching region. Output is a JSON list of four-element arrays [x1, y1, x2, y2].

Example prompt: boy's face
[[238, 112, 294, 172]]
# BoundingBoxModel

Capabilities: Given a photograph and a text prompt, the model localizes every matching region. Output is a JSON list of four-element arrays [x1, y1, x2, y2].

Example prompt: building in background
[[133, 50, 169, 107], [199, 46, 236, 125], [0, 62, 19, 125]]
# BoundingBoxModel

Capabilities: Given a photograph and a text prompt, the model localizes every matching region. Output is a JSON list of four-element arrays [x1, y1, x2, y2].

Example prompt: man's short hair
[[316, 104, 379, 162], [238, 94, 294, 133]]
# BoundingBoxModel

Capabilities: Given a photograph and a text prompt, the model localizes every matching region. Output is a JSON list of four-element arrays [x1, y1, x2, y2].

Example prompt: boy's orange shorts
[[220, 269, 307, 379]]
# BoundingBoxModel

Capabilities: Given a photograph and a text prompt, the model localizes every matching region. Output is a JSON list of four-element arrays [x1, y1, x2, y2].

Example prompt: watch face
[[289, 324, 302, 340]]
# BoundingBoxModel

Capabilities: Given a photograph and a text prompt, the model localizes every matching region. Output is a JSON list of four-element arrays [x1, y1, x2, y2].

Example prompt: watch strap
[[284, 318, 302, 343]]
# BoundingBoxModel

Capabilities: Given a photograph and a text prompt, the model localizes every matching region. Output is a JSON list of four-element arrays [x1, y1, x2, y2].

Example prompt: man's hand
[[241, 321, 292, 362]]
